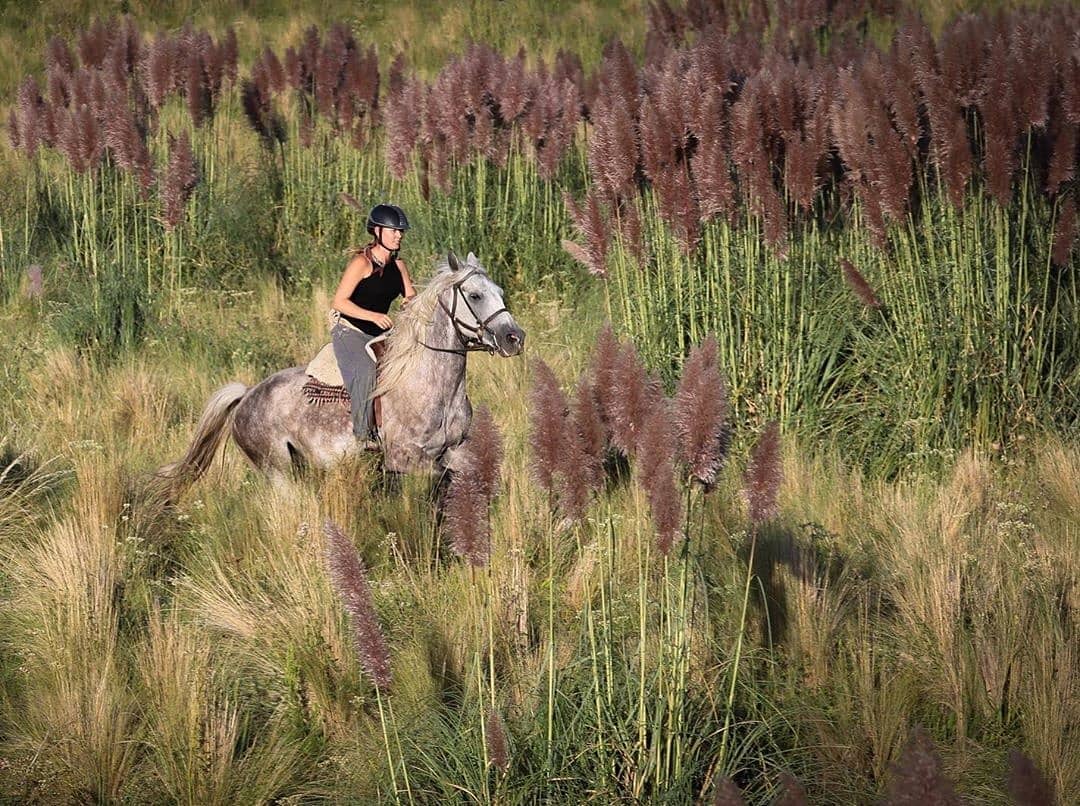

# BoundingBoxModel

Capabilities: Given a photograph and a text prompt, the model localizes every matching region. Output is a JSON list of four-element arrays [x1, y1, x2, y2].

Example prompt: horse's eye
[[469, 293, 482, 301]]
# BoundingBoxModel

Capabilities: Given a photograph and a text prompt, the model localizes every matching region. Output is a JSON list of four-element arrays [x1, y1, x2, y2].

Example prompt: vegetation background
[[0, 0, 1077, 803]]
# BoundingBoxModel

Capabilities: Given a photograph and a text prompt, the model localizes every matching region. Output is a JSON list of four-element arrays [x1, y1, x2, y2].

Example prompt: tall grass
[[0, 3, 1078, 803], [2, 298, 1076, 801]]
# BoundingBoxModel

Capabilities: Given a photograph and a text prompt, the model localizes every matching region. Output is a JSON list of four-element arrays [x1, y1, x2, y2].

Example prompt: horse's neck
[[393, 303, 467, 406]]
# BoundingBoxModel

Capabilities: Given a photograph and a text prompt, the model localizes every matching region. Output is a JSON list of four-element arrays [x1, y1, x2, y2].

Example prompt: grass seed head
[[322, 519, 392, 691]]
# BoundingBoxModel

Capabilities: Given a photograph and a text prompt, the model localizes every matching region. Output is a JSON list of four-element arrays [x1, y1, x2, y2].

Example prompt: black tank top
[[341, 246, 404, 336]]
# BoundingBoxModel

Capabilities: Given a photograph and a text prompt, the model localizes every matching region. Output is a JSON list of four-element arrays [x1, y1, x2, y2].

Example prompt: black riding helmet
[[367, 203, 410, 234]]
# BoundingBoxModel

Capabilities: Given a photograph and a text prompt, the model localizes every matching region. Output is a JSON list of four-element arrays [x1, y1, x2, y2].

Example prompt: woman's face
[[377, 226, 404, 250]]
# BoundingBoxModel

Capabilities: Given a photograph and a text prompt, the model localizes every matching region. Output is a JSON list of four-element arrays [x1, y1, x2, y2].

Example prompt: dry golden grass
[[0, 280, 1077, 802]]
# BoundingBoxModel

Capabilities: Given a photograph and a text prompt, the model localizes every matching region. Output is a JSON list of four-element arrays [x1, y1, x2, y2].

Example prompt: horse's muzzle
[[497, 325, 526, 356]]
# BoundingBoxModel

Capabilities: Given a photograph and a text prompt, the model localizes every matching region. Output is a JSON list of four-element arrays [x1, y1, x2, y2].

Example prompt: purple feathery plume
[[1052, 195, 1076, 268], [462, 405, 503, 502], [284, 46, 303, 92], [58, 103, 102, 173], [143, 32, 175, 110], [743, 421, 782, 527], [263, 47, 286, 95], [445, 406, 503, 567], [572, 373, 606, 494], [77, 17, 111, 70], [883, 725, 959, 805], [840, 258, 883, 309], [494, 50, 528, 123], [444, 472, 490, 567], [202, 38, 226, 102], [711, 775, 746, 805], [588, 323, 621, 441], [46, 35, 75, 76], [185, 51, 212, 127], [609, 341, 663, 458], [103, 91, 153, 194], [1047, 118, 1077, 197], [15, 77, 46, 158], [649, 461, 683, 557], [637, 398, 675, 499], [323, 519, 392, 690], [385, 76, 423, 179], [563, 189, 610, 278], [161, 130, 198, 230], [1006, 748, 1055, 806], [485, 708, 510, 772], [529, 359, 569, 494], [588, 96, 639, 202], [222, 27, 238, 86], [914, 47, 973, 208], [674, 336, 729, 491], [978, 35, 1019, 206], [692, 90, 736, 224], [636, 398, 684, 555], [775, 772, 808, 806]]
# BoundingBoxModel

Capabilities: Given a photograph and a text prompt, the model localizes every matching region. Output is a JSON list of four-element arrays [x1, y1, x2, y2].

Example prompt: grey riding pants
[[331, 322, 377, 438]]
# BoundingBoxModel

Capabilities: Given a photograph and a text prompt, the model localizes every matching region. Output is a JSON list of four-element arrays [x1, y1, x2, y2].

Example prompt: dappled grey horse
[[156, 252, 525, 492]]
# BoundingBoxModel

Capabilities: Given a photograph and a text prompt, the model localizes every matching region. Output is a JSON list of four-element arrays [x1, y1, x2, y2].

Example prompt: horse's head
[[440, 251, 526, 356]]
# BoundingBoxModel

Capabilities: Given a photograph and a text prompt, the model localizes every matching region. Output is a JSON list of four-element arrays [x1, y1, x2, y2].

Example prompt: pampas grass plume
[[1006, 748, 1055, 806], [162, 130, 198, 230], [1052, 195, 1076, 268], [485, 708, 510, 773], [711, 774, 745, 805], [464, 405, 503, 501], [883, 725, 959, 805], [743, 421, 782, 526], [775, 772, 808, 806], [445, 406, 503, 567], [674, 335, 729, 490], [840, 258, 883, 309], [529, 359, 568, 494], [323, 519, 391, 690]]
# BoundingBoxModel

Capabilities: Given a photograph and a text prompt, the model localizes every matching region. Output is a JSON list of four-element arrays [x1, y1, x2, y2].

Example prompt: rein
[[418, 268, 511, 356]]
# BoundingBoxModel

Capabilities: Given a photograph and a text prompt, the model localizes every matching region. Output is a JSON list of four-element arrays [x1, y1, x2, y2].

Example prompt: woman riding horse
[[330, 203, 417, 443]]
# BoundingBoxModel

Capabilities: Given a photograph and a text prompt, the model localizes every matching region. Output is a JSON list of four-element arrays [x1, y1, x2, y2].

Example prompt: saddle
[[302, 332, 389, 429]]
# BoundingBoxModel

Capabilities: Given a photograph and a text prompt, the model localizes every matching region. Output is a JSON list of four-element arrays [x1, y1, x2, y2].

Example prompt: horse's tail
[[152, 382, 248, 499]]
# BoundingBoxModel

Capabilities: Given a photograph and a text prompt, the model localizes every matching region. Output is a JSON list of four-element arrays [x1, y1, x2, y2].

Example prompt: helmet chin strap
[[373, 228, 399, 257]]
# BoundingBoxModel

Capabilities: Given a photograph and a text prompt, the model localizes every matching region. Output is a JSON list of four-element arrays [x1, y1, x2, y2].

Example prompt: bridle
[[419, 268, 512, 356]]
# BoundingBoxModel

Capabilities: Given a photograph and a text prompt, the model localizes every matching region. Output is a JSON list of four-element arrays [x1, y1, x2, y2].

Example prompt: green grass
[[0, 285, 1077, 802], [0, 2, 1077, 802]]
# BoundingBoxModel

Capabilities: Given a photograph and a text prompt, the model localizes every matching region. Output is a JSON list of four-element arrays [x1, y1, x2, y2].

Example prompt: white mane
[[373, 260, 481, 398]]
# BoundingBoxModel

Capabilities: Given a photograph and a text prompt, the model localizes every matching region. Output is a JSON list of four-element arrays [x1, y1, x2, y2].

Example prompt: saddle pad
[[306, 342, 344, 387], [306, 331, 390, 383], [302, 377, 351, 405]]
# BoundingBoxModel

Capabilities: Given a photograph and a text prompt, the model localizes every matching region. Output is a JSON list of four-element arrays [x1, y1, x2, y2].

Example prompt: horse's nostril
[[508, 332, 520, 343]]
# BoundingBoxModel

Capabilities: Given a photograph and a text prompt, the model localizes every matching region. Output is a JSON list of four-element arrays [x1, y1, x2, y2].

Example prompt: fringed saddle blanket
[[301, 332, 388, 407], [302, 342, 349, 405], [301, 377, 350, 406]]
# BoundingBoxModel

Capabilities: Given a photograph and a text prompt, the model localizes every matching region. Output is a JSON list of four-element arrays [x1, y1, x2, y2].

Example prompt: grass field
[[0, 1, 1077, 803]]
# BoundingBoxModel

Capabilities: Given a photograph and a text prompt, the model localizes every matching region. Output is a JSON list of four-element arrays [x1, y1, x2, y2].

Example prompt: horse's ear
[[466, 251, 478, 266], [446, 251, 463, 273]]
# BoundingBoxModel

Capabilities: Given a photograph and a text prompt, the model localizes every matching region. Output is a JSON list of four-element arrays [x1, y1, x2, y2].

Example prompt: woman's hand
[[368, 312, 393, 330]]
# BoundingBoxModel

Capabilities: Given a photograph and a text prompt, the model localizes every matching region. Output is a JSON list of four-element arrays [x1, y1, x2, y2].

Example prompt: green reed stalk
[[581, 525, 610, 790], [375, 686, 401, 801], [386, 696, 414, 805], [634, 514, 650, 794], [718, 527, 758, 767], [545, 507, 555, 768]]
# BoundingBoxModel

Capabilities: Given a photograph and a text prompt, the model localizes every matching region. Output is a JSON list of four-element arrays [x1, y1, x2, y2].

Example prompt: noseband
[[421, 268, 512, 355]]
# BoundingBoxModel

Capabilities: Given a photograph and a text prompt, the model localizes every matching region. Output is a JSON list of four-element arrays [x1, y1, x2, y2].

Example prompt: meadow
[[0, 1, 1077, 803]]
